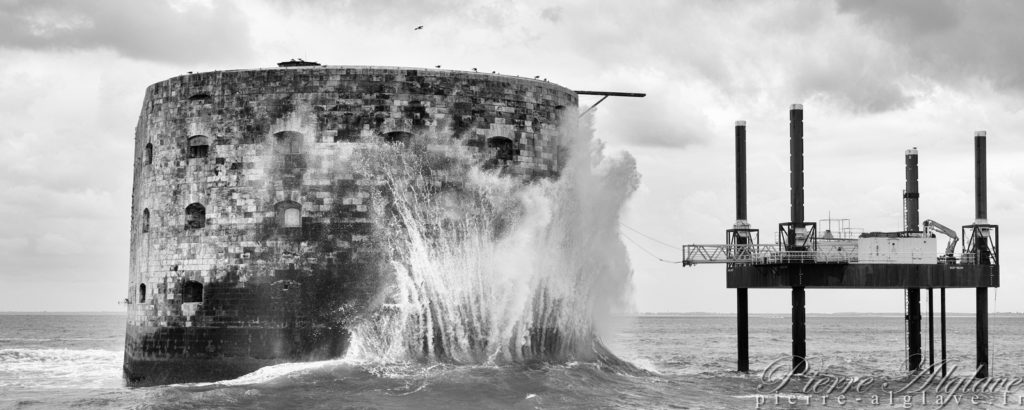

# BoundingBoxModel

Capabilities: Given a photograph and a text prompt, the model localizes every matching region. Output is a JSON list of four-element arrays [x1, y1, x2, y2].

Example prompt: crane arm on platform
[[923, 219, 959, 259]]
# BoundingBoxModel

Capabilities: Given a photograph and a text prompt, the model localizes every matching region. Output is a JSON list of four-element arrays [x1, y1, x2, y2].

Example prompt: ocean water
[[3, 313, 1023, 409]]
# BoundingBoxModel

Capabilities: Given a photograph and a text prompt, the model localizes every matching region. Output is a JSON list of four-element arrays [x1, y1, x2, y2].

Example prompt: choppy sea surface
[[3, 313, 1024, 409]]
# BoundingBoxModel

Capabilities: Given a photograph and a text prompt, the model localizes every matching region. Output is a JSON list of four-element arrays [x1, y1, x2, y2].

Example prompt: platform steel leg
[[941, 288, 947, 377], [977, 287, 989, 378], [792, 286, 807, 374], [908, 288, 922, 371], [928, 288, 935, 373], [737, 288, 749, 372]]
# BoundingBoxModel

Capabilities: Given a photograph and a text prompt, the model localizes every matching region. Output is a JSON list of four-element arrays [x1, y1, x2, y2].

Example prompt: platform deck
[[726, 263, 998, 288]]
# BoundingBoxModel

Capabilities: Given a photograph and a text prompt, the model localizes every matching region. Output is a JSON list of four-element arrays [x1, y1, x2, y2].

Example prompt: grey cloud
[[263, 0, 492, 30], [547, 1, 1024, 118], [540, 7, 562, 23], [837, 0, 960, 39], [545, 2, 913, 125], [791, 50, 915, 113], [0, 0, 253, 64], [837, 0, 1024, 96]]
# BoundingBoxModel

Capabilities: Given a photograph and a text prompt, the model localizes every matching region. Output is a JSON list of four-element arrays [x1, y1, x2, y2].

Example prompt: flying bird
[[414, 26, 424, 30], [435, 65, 441, 68], [472, 68, 478, 72], [534, 76, 540, 79]]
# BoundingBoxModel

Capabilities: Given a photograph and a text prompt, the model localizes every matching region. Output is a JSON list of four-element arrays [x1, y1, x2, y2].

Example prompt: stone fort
[[124, 64, 578, 386]]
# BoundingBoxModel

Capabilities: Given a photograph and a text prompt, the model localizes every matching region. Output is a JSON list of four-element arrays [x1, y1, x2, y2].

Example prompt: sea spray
[[348, 116, 639, 364]]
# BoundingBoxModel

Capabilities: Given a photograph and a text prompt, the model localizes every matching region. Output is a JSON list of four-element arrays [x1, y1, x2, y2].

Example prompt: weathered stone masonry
[[124, 66, 578, 386]]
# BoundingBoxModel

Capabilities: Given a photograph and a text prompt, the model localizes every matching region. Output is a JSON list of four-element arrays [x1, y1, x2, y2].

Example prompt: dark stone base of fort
[[124, 325, 350, 387], [124, 356, 281, 387]]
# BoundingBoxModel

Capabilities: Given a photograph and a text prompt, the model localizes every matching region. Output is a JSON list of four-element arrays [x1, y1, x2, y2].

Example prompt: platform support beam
[[907, 288, 922, 371], [977, 287, 989, 378], [737, 288, 749, 372], [792, 286, 807, 373]]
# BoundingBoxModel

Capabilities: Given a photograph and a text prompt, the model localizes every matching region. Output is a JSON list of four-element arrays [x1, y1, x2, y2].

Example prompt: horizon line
[[3, 310, 1023, 316]]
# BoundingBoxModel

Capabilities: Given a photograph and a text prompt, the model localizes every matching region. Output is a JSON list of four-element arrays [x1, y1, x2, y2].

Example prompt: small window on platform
[[188, 135, 210, 159], [182, 281, 203, 303], [185, 203, 205, 229], [275, 201, 302, 228], [487, 137, 514, 161], [139, 283, 147, 303], [273, 131, 304, 154], [142, 208, 150, 233], [144, 143, 153, 165]]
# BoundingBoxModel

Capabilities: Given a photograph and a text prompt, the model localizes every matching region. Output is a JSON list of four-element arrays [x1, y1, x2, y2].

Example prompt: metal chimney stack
[[905, 148, 920, 232], [974, 131, 987, 223], [790, 105, 804, 226], [735, 121, 748, 225]]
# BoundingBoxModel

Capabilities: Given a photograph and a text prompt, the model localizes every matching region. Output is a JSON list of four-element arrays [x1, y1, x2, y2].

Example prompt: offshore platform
[[681, 105, 999, 377]]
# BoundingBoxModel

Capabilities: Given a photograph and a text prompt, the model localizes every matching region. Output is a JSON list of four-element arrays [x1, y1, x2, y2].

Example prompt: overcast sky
[[1, 0, 1023, 313]]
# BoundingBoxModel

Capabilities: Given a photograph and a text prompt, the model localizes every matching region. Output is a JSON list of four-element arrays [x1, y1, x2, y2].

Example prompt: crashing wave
[[347, 116, 640, 366]]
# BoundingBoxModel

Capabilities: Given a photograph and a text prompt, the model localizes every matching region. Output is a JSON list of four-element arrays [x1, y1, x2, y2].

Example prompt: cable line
[[620, 231, 683, 264], [619, 223, 680, 250]]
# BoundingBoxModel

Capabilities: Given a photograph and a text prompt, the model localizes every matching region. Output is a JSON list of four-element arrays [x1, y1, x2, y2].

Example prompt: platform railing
[[681, 244, 778, 266], [682, 243, 963, 266]]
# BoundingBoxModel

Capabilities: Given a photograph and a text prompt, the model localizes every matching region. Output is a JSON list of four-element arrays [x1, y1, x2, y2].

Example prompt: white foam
[[204, 358, 359, 386], [0, 348, 122, 389]]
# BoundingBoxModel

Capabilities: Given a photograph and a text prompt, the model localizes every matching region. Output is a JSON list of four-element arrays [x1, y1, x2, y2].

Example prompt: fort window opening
[[188, 135, 210, 159], [487, 137, 515, 161], [188, 93, 212, 102], [142, 208, 150, 233], [144, 143, 153, 165], [554, 105, 566, 118], [407, 100, 424, 118], [185, 203, 206, 229], [273, 131, 303, 154], [182, 281, 203, 303], [275, 201, 302, 228], [384, 131, 412, 144], [139, 283, 147, 303], [406, 101, 428, 127], [335, 113, 361, 142], [284, 208, 301, 227]]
